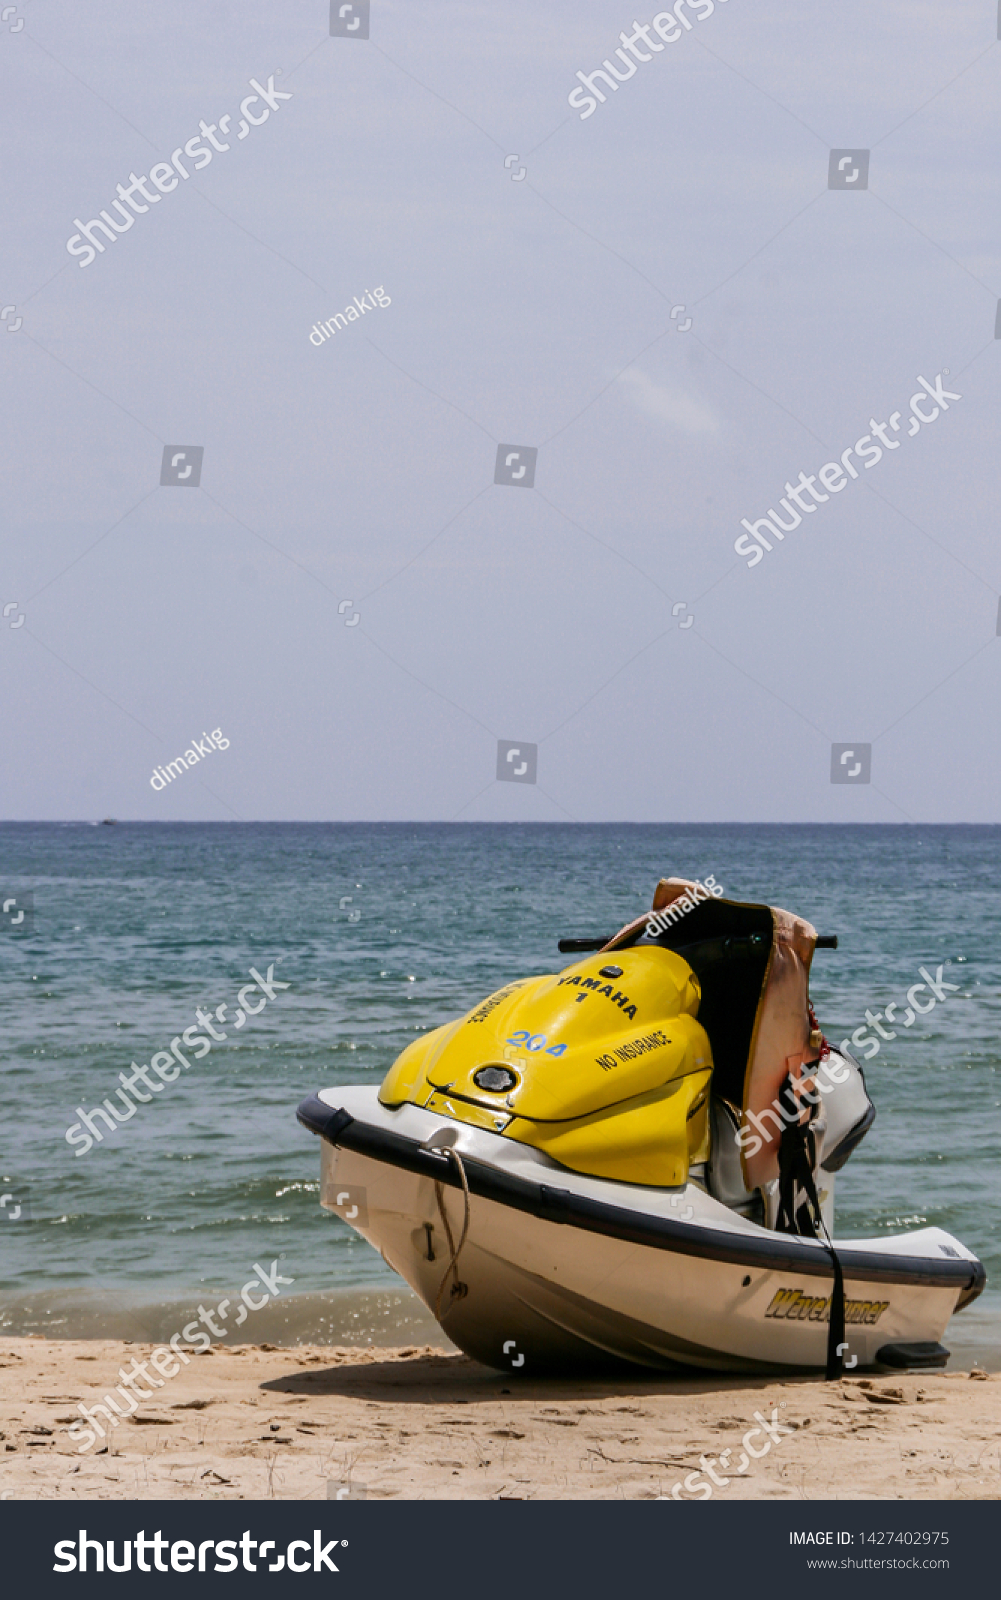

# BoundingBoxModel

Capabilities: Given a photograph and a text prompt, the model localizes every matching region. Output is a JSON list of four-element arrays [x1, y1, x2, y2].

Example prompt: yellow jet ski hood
[[378, 917, 718, 1187], [375, 877, 849, 1193], [380, 943, 706, 1125]]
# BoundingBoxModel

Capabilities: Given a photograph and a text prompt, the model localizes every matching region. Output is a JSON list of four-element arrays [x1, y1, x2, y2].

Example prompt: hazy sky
[[2, 0, 1000, 821]]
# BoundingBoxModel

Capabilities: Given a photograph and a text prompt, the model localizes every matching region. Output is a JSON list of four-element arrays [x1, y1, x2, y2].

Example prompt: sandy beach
[[1, 1339, 998, 1501]]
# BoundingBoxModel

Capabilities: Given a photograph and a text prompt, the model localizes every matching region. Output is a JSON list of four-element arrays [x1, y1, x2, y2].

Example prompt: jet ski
[[297, 879, 984, 1377]]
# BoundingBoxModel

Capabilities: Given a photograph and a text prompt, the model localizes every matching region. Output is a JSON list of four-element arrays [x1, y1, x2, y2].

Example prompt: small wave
[[0, 1285, 452, 1349]]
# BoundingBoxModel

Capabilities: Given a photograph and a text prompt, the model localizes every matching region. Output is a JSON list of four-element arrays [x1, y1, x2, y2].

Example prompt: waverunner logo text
[[736, 372, 961, 567], [764, 1288, 889, 1326], [64, 963, 290, 1156]]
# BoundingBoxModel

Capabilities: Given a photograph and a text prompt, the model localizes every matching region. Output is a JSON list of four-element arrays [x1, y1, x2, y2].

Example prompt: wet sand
[[1, 1339, 998, 1501]]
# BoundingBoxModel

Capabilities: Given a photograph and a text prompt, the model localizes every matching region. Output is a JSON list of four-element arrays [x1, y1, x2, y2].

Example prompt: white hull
[[301, 1088, 984, 1376]]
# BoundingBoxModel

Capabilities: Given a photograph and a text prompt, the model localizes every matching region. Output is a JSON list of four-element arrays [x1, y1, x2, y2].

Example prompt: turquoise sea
[[0, 824, 997, 1362]]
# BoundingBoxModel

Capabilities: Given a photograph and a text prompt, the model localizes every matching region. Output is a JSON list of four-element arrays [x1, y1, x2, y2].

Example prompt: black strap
[[774, 1071, 846, 1380]]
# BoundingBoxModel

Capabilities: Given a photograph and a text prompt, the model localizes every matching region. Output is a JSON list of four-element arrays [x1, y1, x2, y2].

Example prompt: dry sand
[[1, 1338, 998, 1501]]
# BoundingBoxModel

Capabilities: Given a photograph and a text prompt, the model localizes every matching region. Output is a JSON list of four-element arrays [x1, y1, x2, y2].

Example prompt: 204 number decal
[[505, 1031, 566, 1057]]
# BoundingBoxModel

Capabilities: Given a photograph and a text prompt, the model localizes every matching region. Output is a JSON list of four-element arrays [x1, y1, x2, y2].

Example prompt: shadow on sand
[[259, 1348, 821, 1406]]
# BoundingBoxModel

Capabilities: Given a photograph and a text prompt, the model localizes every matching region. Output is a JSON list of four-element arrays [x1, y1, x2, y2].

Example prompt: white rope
[[433, 1147, 470, 1322]]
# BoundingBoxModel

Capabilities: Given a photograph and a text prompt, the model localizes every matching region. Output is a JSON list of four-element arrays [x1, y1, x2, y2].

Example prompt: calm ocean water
[[1, 823, 997, 1359]]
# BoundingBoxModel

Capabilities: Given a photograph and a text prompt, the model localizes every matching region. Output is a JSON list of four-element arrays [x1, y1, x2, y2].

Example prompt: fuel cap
[[473, 1065, 518, 1093], [598, 965, 623, 979]]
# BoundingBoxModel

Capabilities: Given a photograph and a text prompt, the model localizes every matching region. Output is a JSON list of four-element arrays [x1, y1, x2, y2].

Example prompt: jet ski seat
[[623, 880, 867, 1224]]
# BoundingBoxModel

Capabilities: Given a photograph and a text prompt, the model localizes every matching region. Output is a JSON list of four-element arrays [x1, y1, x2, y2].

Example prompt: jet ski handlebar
[[558, 933, 838, 954]]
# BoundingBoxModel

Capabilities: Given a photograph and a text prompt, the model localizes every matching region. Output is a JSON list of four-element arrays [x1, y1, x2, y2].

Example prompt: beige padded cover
[[603, 880, 820, 1191], [741, 904, 817, 1190], [651, 876, 711, 916], [646, 880, 819, 1190]]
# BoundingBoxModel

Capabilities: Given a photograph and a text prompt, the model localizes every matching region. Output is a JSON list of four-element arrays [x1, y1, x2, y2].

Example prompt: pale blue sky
[[2, 0, 999, 821]]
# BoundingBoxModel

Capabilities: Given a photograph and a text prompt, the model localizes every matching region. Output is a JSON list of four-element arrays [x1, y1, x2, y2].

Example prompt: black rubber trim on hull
[[820, 1101, 877, 1174], [296, 1095, 986, 1298], [875, 1341, 950, 1370]]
